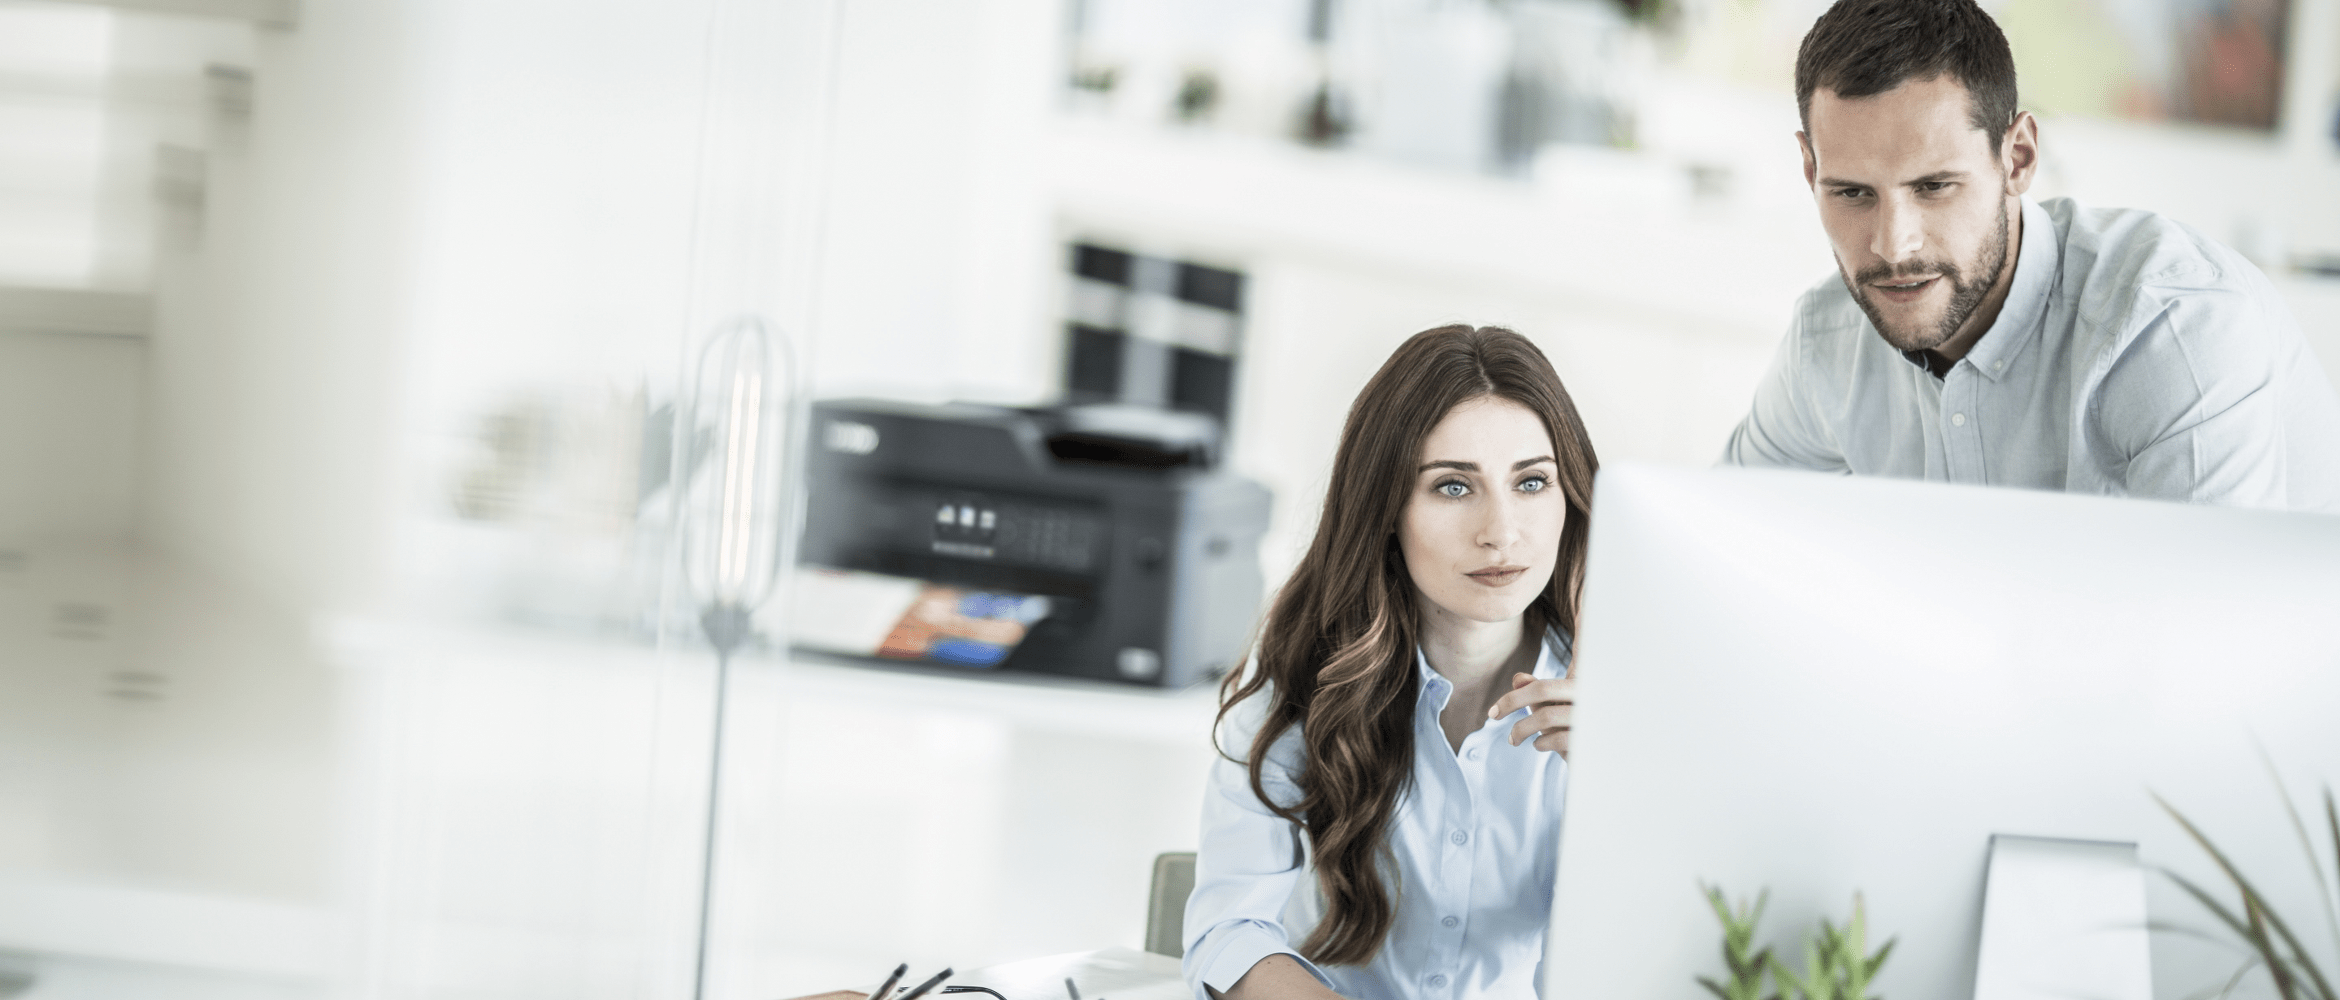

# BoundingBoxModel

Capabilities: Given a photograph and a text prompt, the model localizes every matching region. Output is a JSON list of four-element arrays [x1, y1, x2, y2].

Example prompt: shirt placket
[[1941, 366, 1986, 484], [1419, 698, 1476, 997]]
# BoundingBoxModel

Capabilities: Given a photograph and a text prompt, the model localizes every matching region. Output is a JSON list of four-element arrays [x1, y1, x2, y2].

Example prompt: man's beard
[[1842, 200, 2011, 354]]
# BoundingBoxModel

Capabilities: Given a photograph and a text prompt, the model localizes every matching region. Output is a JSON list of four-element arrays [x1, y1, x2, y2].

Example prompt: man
[[1723, 0, 2340, 512]]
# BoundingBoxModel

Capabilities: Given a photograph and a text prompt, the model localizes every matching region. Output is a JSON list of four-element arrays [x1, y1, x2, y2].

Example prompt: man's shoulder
[[1788, 270, 1878, 353], [2041, 197, 2264, 326]]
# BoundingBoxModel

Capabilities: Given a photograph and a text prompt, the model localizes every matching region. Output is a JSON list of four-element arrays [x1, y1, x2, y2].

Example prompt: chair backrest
[[1144, 851, 1197, 958]]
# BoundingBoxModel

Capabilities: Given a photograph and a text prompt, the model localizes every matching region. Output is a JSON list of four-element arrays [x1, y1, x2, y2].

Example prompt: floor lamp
[[681, 315, 796, 1000]]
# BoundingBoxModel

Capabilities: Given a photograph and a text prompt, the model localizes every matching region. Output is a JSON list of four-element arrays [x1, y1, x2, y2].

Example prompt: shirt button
[[1428, 975, 1448, 988], [1951, 412, 1967, 427], [1992, 360, 2005, 371], [1442, 915, 1460, 928], [1450, 830, 1468, 845], [1466, 748, 1482, 760]]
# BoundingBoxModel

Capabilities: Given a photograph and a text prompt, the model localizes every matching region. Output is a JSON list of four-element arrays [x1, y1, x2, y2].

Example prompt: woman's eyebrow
[[1417, 456, 1555, 473]]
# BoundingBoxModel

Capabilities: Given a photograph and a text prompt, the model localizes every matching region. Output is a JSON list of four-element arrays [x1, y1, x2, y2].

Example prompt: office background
[[0, 0, 2336, 997]]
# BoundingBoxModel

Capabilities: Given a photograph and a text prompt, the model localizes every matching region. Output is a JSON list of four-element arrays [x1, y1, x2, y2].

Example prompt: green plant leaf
[[1864, 937, 1897, 980], [2259, 744, 2340, 977], [2159, 794, 2339, 1000], [2165, 867, 2274, 953], [2327, 789, 2340, 963], [2149, 919, 2256, 955], [1705, 883, 1734, 925], [2171, 955, 2264, 1000], [1771, 958, 1812, 1000]]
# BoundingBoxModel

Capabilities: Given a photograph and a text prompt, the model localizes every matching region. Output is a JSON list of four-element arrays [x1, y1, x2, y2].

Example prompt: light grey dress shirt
[[1182, 631, 1571, 1000], [1724, 196, 2340, 513]]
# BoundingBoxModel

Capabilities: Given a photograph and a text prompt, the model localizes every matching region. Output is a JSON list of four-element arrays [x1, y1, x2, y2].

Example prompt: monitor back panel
[[1545, 465, 2340, 1000]]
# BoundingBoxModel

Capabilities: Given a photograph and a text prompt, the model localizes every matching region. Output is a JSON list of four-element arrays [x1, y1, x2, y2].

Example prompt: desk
[[792, 947, 1185, 1000]]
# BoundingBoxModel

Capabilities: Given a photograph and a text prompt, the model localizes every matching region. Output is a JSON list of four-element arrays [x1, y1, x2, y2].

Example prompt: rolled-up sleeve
[[1182, 698, 1332, 1000]]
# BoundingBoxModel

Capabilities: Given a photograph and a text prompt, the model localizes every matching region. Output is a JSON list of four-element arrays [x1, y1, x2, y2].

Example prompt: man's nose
[[1871, 193, 1924, 265]]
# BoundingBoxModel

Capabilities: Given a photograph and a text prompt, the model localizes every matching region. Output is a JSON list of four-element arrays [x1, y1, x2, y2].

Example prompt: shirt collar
[[1895, 196, 2059, 382], [1414, 627, 1572, 709]]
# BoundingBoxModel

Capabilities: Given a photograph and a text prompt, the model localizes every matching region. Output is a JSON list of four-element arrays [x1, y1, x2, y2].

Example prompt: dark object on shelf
[[1063, 244, 1245, 429], [1174, 70, 1220, 122], [799, 398, 1271, 689], [1297, 80, 1353, 147]]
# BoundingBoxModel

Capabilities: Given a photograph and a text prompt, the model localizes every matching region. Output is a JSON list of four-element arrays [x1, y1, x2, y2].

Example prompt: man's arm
[[2093, 289, 2289, 508], [1722, 315, 1848, 471]]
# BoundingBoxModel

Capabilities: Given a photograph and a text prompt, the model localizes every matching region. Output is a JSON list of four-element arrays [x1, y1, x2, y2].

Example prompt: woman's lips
[[1466, 566, 1527, 588]]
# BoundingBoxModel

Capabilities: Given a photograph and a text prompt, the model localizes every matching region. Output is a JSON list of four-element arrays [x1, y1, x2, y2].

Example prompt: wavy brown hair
[[1214, 324, 1599, 965]]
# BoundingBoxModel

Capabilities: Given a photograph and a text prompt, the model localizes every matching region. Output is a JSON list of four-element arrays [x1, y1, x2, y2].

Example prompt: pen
[[866, 963, 908, 1000], [1065, 977, 1081, 1000], [898, 967, 953, 1000]]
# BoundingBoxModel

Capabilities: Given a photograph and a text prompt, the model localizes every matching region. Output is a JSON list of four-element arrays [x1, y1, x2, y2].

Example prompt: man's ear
[[2003, 111, 2040, 197], [1797, 130, 1817, 188]]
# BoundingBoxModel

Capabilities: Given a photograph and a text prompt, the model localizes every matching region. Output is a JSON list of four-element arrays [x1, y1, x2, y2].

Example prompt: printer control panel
[[908, 487, 1104, 574]]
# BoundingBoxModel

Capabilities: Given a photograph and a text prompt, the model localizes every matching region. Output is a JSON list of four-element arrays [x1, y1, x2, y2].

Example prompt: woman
[[1183, 325, 1597, 1000]]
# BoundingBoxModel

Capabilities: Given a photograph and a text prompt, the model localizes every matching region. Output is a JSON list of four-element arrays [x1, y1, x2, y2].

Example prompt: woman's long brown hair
[[1214, 325, 1599, 966]]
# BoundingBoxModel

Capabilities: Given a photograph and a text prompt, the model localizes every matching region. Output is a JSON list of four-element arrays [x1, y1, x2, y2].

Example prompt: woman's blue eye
[[1438, 481, 1468, 498], [1519, 476, 1549, 493]]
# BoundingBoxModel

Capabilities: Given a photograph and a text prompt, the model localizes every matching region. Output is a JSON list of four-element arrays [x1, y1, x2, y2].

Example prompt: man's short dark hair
[[1795, 0, 2020, 155]]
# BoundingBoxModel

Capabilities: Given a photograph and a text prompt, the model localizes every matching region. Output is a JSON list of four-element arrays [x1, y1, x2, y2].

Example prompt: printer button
[[1116, 647, 1162, 681]]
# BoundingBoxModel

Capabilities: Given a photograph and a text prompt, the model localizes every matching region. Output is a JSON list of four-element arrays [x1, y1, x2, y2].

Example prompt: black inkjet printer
[[796, 398, 1272, 688]]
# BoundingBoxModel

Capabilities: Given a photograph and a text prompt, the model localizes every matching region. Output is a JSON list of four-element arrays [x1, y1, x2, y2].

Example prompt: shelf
[[1042, 120, 1836, 345], [0, 286, 152, 340], [41, 0, 295, 28]]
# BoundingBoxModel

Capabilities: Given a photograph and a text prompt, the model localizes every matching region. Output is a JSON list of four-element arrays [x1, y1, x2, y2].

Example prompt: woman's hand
[[1487, 672, 1575, 757]]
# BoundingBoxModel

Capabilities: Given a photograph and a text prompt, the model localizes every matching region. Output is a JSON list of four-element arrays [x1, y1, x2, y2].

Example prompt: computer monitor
[[1545, 465, 2340, 999]]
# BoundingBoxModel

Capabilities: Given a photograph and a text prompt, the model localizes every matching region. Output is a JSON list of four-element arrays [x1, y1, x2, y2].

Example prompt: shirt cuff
[[1186, 920, 1331, 1000]]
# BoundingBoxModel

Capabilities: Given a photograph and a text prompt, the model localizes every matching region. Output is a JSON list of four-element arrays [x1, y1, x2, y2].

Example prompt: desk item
[[898, 968, 953, 1000], [1065, 976, 1080, 1000], [1543, 464, 2340, 999], [949, 948, 1182, 1000], [866, 963, 909, 1000], [788, 949, 1179, 1000], [1972, 835, 2151, 1000], [797, 398, 1270, 688]]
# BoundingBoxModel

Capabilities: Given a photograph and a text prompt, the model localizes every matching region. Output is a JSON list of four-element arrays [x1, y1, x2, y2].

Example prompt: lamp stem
[[691, 604, 751, 1000]]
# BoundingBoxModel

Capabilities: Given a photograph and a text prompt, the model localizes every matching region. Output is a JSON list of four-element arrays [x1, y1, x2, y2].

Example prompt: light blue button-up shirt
[[1182, 632, 1571, 1000], [1725, 197, 2340, 512]]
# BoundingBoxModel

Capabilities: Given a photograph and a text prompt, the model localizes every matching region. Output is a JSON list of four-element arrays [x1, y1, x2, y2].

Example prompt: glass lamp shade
[[681, 315, 795, 613]]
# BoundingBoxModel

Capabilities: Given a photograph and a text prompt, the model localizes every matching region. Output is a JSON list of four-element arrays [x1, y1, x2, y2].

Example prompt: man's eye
[[1918, 181, 1949, 193], [1438, 481, 1469, 498], [1833, 187, 1869, 199]]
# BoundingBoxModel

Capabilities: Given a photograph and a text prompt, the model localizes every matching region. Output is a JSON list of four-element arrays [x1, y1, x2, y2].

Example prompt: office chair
[[1144, 852, 1197, 957]]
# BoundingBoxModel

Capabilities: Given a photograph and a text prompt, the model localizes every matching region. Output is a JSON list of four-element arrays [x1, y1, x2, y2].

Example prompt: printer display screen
[[809, 477, 1109, 578]]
